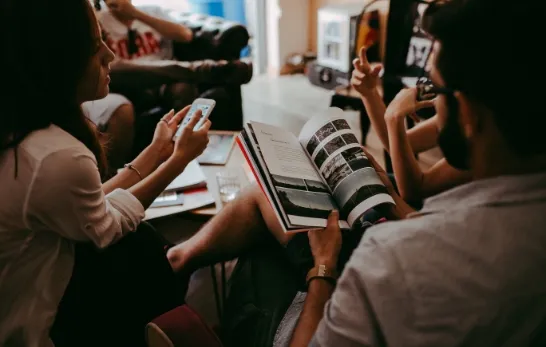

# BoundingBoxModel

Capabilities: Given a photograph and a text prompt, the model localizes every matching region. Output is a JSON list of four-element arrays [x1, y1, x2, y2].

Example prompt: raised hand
[[351, 46, 383, 97]]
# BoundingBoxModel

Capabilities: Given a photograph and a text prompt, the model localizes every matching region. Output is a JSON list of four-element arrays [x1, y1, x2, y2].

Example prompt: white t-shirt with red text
[[97, 6, 173, 62]]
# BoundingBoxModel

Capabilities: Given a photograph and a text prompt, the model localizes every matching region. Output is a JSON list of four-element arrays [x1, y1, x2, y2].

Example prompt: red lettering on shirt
[[104, 31, 161, 60], [143, 32, 161, 54]]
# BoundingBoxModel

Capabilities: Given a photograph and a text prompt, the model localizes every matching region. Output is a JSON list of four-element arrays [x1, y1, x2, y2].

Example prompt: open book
[[237, 112, 395, 233]]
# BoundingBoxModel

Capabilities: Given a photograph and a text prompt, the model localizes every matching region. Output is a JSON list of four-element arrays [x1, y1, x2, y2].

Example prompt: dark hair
[[422, 0, 546, 155], [0, 0, 107, 175]]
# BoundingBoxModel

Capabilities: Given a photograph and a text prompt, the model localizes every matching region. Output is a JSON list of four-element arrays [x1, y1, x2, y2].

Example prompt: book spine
[[236, 136, 266, 197]]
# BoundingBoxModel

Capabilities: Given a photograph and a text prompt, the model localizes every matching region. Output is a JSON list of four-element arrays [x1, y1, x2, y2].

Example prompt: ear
[[454, 91, 480, 139]]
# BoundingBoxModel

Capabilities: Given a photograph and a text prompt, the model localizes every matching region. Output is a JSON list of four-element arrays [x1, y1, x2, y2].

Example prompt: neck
[[472, 142, 546, 180]]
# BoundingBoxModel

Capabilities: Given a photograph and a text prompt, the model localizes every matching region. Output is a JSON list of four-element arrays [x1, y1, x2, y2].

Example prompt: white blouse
[[0, 125, 145, 347]]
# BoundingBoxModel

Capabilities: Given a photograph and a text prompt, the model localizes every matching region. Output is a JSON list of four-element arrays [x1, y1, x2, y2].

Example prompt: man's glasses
[[414, 38, 454, 101], [416, 77, 453, 101]]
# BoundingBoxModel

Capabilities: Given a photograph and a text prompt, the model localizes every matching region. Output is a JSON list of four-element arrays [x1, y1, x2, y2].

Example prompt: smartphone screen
[[174, 103, 212, 139]]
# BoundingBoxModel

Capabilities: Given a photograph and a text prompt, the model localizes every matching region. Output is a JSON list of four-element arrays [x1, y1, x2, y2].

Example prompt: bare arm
[[289, 212, 341, 347], [289, 280, 335, 347], [406, 115, 441, 153], [386, 115, 426, 202], [387, 115, 470, 201], [128, 156, 189, 209], [361, 92, 440, 154], [352, 45, 438, 155], [105, 107, 209, 209], [102, 109, 178, 195], [360, 89, 389, 151], [419, 158, 472, 198], [362, 148, 417, 219], [127, 108, 210, 208], [102, 144, 162, 195], [134, 8, 192, 42]]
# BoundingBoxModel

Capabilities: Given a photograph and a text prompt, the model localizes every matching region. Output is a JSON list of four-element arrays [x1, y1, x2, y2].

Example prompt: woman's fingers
[[169, 106, 190, 126]]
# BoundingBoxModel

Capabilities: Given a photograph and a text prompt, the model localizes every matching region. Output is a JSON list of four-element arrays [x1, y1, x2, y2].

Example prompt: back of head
[[0, 0, 106, 172], [423, 0, 546, 156]]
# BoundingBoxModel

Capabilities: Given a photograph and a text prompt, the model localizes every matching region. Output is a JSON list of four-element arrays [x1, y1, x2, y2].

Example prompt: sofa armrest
[[166, 12, 250, 61]]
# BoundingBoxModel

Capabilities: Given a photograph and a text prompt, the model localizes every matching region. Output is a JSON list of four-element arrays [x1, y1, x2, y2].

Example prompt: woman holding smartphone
[[0, 1, 210, 346]]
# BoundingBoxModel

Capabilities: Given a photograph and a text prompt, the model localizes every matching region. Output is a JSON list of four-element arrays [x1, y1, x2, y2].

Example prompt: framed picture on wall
[[404, 2, 433, 77]]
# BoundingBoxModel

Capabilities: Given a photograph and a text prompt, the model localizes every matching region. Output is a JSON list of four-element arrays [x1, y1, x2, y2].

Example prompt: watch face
[[318, 264, 327, 276]]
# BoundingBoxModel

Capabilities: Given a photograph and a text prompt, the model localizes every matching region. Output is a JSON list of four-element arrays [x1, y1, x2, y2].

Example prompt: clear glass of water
[[216, 170, 241, 203]]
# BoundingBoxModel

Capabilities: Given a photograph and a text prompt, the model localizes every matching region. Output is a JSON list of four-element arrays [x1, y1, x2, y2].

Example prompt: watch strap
[[306, 264, 337, 286]]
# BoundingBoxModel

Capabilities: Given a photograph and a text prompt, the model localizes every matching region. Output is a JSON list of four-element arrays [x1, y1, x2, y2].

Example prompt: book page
[[248, 122, 348, 230], [252, 122, 322, 181], [298, 109, 394, 226]]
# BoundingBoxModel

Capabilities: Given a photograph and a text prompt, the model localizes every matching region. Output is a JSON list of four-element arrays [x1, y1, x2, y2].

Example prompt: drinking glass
[[216, 170, 241, 203]]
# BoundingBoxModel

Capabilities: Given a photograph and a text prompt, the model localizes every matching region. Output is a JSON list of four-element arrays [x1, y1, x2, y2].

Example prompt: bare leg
[[161, 82, 198, 111], [102, 103, 135, 175], [167, 184, 294, 273]]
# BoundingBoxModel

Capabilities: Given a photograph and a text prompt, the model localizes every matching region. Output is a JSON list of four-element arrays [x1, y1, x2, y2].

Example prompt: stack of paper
[[165, 160, 207, 192]]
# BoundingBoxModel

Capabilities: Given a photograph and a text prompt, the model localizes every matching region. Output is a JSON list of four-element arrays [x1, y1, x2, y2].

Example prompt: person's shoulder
[[362, 215, 444, 247], [351, 215, 449, 271], [20, 125, 94, 164]]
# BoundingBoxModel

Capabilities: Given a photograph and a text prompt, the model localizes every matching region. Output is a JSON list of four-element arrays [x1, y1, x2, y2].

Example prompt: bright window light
[[132, 0, 190, 12]]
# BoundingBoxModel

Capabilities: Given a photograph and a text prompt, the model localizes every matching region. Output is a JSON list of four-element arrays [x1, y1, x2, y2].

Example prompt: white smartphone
[[173, 98, 216, 140]]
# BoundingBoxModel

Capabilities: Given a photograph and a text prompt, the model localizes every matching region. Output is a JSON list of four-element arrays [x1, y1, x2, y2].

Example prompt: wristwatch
[[306, 264, 338, 286]]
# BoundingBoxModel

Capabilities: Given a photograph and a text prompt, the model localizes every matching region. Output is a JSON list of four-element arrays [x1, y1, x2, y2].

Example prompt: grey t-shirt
[[311, 172, 546, 346]]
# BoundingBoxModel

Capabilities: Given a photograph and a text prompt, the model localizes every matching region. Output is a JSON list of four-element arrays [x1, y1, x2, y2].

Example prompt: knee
[[235, 184, 266, 214], [200, 87, 229, 101], [166, 83, 198, 109], [110, 103, 135, 129], [246, 183, 264, 202]]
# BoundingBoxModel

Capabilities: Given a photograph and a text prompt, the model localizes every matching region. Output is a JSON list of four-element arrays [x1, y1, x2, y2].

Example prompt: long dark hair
[[0, 0, 107, 175]]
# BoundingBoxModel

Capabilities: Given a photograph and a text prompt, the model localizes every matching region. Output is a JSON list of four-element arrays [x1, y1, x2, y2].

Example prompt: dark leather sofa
[[106, 9, 253, 157]]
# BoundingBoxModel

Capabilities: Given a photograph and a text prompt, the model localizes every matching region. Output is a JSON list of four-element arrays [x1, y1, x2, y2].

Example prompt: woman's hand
[[384, 88, 435, 124], [170, 110, 211, 166], [149, 107, 189, 163], [351, 46, 383, 98], [308, 210, 342, 269]]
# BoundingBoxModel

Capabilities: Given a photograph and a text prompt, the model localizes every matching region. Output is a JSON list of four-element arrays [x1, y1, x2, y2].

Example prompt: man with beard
[[166, 0, 546, 345]]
